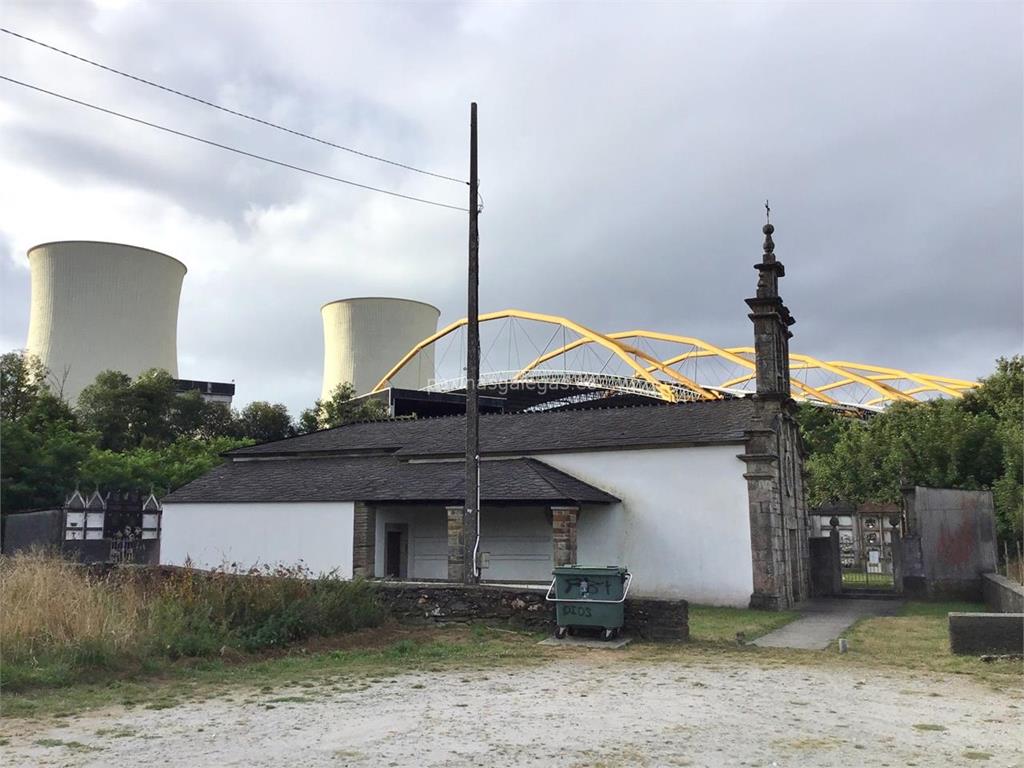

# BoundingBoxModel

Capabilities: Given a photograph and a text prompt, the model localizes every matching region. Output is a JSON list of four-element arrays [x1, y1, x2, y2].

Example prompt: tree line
[[796, 355, 1022, 542], [2, 350, 1020, 544], [0, 351, 386, 513]]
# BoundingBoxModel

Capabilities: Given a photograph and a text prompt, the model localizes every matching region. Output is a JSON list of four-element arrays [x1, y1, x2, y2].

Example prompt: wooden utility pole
[[464, 102, 480, 584]]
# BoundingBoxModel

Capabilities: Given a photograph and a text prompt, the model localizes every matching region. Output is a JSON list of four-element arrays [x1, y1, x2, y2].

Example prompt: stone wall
[[352, 502, 375, 578], [948, 612, 1024, 656], [1, 509, 63, 555], [901, 487, 998, 601], [551, 506, 579, 567], [983, 573, 1024, 613], [374, 582, 689, 640], [740, 401, 810, 610]]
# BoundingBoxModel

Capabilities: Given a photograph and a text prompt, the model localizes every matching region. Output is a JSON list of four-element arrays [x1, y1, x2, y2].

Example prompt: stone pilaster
[[352, 502, 376, 578], [446, 505, 465, 582], [551, 506, 579, 567], [741, 218, 809, 609]]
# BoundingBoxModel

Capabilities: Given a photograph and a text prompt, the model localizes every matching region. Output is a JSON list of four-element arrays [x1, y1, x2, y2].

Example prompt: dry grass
[[0, 552, 382, 691], [0, 552, 144, 659]]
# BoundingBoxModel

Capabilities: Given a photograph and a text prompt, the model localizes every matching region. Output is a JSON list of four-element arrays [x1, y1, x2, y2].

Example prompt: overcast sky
[[2, 1, 1021, 414]]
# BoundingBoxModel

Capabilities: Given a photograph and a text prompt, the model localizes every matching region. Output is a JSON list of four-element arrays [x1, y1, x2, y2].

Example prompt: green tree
[[235, 401, 293, 443], [800, 356, 1022, 540], [169, 391, 237, 442], [76, 370, 137, 451], [1, 351, 51, 422], [77, 436, 252, 494], [77, 369, 237, 450], [1, 352, 93, 512], [298, 383, 387, 433]]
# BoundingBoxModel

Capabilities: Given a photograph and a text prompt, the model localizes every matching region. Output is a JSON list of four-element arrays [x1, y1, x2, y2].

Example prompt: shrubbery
[[0, 553, 382, 691]]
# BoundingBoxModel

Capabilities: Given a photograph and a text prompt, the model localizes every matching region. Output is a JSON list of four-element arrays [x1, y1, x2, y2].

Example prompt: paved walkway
[[753, 597, 904, 650]]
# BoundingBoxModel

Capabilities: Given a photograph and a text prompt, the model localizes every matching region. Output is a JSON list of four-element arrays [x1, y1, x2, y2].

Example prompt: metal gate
[[830, 514, 903, 593]]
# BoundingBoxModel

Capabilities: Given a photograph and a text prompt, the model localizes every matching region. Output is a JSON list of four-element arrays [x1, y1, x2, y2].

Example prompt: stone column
[[446, 505, 465, 582], [352, 502, 376, 578], [551, 506, 579, 567]]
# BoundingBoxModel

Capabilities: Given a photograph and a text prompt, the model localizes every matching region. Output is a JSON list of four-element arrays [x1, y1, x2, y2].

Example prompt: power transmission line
[[1, 26, 468, 185], [1, 75, 469, 212]]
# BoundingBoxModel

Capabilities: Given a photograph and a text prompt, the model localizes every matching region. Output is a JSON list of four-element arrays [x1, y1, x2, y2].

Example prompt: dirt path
[[3, 656, 1021, 767]]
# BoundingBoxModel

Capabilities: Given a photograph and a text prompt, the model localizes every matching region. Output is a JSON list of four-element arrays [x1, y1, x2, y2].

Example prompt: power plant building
[[320, 297, 439, 399], [25, 241, 232, 404]]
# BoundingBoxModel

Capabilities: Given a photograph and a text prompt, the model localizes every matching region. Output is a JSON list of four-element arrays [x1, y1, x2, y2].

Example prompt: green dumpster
[[545, 565, 632, 640]]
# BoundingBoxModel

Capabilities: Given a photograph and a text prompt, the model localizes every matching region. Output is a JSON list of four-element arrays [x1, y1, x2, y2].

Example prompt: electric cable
[[1, 27, 468, 185], [1, 75, 468, 212]]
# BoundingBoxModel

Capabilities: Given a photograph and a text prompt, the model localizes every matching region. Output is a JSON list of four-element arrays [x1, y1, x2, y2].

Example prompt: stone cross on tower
[[745, 207, 796, 398]]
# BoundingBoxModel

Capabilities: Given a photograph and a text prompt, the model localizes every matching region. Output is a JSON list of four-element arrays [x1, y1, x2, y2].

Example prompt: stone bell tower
[[740, 207, 810, 610], [745, 210, 795, 396]]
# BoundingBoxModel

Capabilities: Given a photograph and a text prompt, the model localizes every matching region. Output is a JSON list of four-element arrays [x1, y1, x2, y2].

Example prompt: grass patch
[[898, 601, 986, 617], [838, 601, 1020, 687], [1, 624, 545, 719], [1, 552, 383, 692], [841, 571, 895, 588], [687, 604, 799, 643], [33, 737, 100, 752]]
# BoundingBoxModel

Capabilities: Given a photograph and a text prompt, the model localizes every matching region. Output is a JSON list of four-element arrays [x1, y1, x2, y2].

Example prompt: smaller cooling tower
[[26, 241, 186, 403], [321, 297, 440, 399]]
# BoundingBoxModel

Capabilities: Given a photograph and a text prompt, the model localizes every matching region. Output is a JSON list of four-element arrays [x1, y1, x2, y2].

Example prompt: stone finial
[[762, 222, 775, 264]]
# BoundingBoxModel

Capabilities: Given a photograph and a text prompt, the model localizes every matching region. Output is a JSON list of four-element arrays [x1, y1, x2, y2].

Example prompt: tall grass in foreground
[[0, 552, 382, 691]]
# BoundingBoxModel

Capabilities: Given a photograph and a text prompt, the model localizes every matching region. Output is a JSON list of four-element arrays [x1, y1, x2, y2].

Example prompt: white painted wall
[[161, 502, 354, 576], [479, 506, 553, 582], [374, 505, 447, 580], [372, 505, 553, 581], [162, 445, 753, 604], [539, 445, 753, 606]]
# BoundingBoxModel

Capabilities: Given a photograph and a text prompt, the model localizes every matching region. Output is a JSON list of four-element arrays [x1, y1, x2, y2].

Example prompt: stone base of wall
[[903, 576, 982, 603], [377, 582, 553, 630], [982, 573, 1024, 613], [375, 582, 689, 641], [624, 598, 689, 641], [948, 612, 1024, 656], [749, 592, 782, 611]]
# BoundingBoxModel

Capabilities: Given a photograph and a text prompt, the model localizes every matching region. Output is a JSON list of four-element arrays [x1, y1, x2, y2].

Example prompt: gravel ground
[[2, 657, 1021, 767]]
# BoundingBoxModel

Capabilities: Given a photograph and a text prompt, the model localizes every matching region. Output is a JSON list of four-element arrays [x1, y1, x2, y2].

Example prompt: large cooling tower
[[321, 297, 440, 398], [26, 241, 186, 402]]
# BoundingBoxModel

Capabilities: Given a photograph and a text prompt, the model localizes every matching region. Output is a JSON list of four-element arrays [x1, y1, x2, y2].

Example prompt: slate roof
[[229, 399, 756, 459], [163, 456, 620, 505]]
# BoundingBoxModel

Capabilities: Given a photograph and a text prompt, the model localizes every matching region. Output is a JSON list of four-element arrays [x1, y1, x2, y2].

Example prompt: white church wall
[[540, 445, 753, 606], [161, 502, 354, 576]]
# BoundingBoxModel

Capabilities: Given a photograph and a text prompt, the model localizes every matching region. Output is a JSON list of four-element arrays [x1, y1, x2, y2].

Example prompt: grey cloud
[[1, 0, 1020, 416]]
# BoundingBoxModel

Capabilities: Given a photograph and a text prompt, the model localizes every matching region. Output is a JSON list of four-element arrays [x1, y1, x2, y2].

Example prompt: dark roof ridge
[[227, 399, 728, 455]]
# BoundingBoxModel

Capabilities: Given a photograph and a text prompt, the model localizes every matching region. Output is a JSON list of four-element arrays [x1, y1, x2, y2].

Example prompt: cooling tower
[[26, 241, 186, 403], [321, 297, 440, 399]]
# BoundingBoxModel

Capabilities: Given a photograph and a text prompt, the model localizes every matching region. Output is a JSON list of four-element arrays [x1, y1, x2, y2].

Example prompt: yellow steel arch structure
[[370, 309, 719, 402], [371, 310, 980, 411]]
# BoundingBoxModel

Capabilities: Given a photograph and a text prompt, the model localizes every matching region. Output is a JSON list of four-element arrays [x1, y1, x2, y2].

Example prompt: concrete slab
[[752, 598, 903, 651], [538, 634, 634, 649]]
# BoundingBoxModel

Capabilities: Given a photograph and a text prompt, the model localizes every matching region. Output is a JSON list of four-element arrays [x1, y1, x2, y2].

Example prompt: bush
[[0, 553, 383, 691]]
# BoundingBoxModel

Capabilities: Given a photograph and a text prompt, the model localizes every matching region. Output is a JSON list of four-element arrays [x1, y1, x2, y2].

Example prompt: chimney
[[745, 206, 795, 397]]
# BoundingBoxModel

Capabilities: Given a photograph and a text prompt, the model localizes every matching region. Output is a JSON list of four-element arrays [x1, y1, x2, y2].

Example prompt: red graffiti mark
[[936, 515, 974, 567]]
